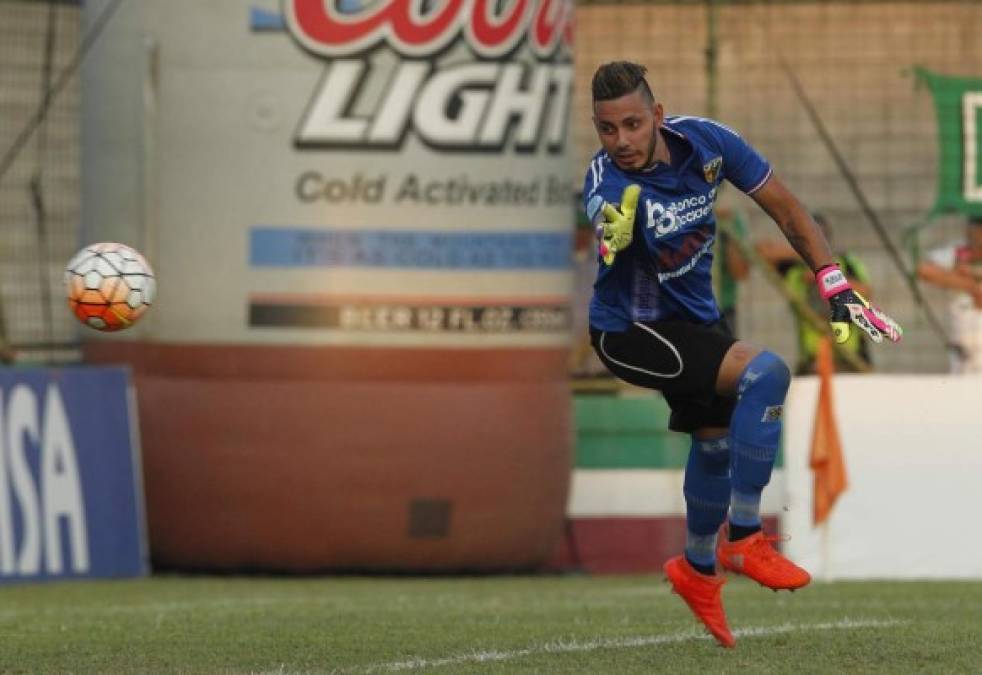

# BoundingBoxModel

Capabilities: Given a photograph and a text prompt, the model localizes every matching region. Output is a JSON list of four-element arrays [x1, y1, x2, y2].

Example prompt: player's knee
[[731, 351, 789, 453], [738, 350, 790, 402]]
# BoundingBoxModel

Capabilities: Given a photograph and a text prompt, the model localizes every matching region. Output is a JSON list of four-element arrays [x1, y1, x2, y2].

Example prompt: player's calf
[[683, 436, 731, 575]]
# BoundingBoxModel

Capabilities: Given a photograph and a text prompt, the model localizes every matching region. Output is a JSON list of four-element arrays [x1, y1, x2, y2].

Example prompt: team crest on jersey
[[702, 157, 723, 184]]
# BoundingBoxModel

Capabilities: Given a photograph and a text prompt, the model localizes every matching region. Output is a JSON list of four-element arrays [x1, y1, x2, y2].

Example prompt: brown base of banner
[[84, 341, 572, 572]]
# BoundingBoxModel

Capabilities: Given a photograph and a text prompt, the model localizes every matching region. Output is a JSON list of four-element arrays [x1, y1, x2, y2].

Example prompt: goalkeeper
[[583, 61, 902, 649]]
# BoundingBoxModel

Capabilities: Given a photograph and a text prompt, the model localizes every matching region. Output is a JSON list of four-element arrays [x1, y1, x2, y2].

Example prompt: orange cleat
[[663, 555, 735, 648], [717, 530, 811, 590]]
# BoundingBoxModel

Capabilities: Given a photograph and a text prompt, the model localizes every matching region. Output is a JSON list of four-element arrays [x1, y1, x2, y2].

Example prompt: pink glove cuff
[[816, 264, 850, 299]]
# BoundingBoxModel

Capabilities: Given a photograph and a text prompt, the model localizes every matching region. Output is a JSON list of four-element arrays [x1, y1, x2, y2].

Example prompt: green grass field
[[1, 574, 980, 674]]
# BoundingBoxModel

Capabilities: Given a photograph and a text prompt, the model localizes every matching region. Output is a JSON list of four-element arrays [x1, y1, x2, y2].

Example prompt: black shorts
[[590, 319, 738, 433]]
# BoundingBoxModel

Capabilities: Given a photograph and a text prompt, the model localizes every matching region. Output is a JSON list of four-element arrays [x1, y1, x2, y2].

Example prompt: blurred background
[[4, 0, 981, 370], [1, 0, 980, 583]]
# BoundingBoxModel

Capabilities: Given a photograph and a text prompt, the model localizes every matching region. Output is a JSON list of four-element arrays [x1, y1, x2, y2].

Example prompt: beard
[[640, 120, 659, 169]]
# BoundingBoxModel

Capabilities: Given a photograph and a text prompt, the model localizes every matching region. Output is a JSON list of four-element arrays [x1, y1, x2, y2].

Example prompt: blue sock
[[728, 351, 791, 533], [683, 435, 731, 573]]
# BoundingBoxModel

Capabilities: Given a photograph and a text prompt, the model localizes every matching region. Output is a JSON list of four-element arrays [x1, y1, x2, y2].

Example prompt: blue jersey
[[583, 116, 772, 331]]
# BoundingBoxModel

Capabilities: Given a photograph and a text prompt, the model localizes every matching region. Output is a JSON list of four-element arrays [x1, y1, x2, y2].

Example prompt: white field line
[[361, 618, 905, 673], [0, 584, 671, 622], [0, 596, 296, 621]]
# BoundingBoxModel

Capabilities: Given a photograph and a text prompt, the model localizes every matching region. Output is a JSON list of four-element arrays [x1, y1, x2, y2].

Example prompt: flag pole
[[820, 518, 831, 581], [810, 337, 848, 580]]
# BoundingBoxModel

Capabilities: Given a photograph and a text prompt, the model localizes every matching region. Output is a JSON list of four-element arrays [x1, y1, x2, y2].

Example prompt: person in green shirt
[[756, 212, 873, 374], [713, 207, 750, 336]]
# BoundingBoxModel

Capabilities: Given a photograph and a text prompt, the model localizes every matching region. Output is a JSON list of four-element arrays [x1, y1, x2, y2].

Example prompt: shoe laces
[[748, 533, 788, 564]]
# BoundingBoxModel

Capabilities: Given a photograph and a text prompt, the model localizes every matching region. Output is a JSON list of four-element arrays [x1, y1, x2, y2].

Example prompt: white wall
[[782, 374, 982, 579]]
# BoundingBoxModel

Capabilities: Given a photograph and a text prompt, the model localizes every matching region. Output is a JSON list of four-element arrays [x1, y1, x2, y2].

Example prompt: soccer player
[[583, 62, 902, 648]]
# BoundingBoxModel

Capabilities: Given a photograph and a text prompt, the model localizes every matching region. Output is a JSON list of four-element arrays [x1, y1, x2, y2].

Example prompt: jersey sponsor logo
[[703, 156, 722, 184], [282, 0, 574, 152], [655, 227, 711, 270], [645, 200, 679, 237], [643, 187, 718, 237], [656, 235, 715, 282]]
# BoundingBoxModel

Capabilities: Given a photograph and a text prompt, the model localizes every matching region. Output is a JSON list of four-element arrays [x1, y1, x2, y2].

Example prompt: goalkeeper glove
[[596, 184, 641, 266], [816, 264, 903, 344]]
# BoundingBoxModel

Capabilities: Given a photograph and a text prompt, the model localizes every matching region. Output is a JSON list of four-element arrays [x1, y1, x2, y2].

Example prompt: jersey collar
[[661, 125, 696, 172], [635, 125, 694, 174]]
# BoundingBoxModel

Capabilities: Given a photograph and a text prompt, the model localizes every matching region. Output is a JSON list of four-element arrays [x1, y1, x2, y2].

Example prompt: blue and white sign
[[250, 227, 572, 270], [0, 367, 147, 583]]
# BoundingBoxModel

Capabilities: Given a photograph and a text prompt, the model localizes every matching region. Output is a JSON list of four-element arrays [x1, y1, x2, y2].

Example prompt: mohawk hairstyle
[[591, 61, 654, 103]]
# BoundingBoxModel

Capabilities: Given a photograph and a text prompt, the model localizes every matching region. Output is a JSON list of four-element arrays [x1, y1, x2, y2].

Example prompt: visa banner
[[0, 367, 147, 583]]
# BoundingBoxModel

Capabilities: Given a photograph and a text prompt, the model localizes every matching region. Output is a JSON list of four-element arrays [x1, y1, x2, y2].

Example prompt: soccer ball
[[64, 242, 156, 332]]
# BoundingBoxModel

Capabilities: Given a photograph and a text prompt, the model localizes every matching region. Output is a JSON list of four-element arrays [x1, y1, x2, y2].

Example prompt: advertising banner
[[783, 374, 982, 579], [0, 367, 147, 583], [82, 0, 576, 347], [918, 67, 982, 218], [79, 0, 573, 571]]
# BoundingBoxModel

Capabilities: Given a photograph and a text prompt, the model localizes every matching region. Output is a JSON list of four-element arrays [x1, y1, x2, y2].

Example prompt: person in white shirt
[[917, 217, 982, 373]]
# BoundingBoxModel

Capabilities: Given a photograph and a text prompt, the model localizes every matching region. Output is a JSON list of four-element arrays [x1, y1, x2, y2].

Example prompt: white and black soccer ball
[[64, 242, 156, 331]]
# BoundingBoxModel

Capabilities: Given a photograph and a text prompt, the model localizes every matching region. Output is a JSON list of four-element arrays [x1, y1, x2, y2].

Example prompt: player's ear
[[653, 102, 664, 125]]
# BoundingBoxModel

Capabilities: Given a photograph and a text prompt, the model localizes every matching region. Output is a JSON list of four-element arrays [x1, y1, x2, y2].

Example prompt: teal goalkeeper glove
[[816, 264, 903, 344], [596, 184, 641, 266]]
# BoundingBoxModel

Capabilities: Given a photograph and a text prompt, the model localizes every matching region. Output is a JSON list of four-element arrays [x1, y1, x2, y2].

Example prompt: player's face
[[593, 90, 663, 171]]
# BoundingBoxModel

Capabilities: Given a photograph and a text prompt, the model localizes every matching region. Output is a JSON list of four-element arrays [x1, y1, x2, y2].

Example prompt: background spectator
[[917, 217, 982, 373], [756, 212, 873, 374]]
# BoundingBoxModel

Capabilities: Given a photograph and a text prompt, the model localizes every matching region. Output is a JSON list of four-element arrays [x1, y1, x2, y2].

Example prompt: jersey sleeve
[[581, 154, 632, 226], [582, 157, 604, 225], [583, 153, 608, 203], [706, 120, 772, 195]]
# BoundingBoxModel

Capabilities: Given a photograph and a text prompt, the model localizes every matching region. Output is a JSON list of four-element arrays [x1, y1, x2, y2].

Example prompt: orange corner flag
[[809, 337, 848, 525]]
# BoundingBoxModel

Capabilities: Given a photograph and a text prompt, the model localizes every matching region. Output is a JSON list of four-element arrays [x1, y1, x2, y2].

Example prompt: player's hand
[[597, 184, 641, 265], [816, 264, 903, 344]]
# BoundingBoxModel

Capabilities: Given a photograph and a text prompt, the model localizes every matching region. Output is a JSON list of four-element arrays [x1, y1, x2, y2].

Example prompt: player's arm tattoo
[[750, 174, 834, 271], [774, 219, 822, 270]]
